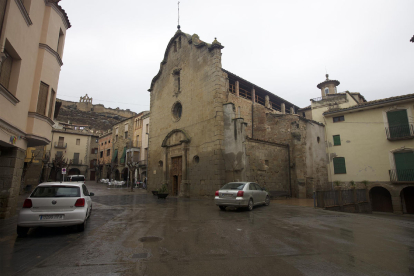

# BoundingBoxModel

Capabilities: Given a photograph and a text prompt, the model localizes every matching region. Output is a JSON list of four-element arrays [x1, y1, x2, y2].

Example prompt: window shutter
[[333, 157, 346, 174], [333, 135, 341, 146], [48, 89, 55, 118], [37, 82, 49, 115], [387, 110, 410, 138]]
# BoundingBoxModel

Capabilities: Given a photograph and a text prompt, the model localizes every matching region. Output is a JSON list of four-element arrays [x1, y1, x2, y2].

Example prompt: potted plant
[[349, 180, 355, 189], [361, 180, 369, 188], [157, 184, 169, 199], [334, 180, 341, 190]]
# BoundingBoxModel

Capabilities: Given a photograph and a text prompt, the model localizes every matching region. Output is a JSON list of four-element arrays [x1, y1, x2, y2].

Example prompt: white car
[[17, 182, 94, 236]]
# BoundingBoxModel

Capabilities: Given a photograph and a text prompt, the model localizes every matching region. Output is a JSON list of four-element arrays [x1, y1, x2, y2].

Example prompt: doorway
[[170, 156, 182, 196], [370, 186, 393, 212], [401, 186, 414, 214]]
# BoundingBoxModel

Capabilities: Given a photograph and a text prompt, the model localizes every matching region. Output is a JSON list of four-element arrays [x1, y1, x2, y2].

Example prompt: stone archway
[[161, 129, 190, 197], [68, 168, 81, 176], [401, 186, 414, 214], [370, 186, 393, 213]]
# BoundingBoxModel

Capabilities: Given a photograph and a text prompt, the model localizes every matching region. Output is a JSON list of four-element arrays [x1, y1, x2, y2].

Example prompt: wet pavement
[[1, 181, 414, 275]]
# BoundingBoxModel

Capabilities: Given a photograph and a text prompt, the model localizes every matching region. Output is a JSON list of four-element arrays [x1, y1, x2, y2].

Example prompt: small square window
[[333, 135, 341, 146], [333, 116, 345, 123], [76, 139, 80, 145]]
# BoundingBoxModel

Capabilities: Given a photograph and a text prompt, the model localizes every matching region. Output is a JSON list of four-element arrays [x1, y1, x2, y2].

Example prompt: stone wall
[[148, 31, 227, 196], [0, 146, 25, 219], [58, 99, 136, 118]]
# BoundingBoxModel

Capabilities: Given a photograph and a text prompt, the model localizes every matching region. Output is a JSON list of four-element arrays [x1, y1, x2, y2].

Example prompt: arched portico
[[370, 186, 393, 213], [161, 129, 190, 197], [401, 186, 414, 214]]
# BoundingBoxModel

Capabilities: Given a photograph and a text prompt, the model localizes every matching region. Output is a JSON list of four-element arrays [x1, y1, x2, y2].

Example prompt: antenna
[[177, 2, 180, 30]]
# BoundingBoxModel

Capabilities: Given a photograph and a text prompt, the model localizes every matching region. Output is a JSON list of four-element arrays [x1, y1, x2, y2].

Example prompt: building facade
[[0, 0, 70, 218], [323, 94, 414, 214], [98, 130, 112, 179], [111, 117, 134, 181], [147, 29, 328, 198]]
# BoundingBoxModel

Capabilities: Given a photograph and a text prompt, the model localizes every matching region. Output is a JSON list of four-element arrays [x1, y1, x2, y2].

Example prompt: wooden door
[[171, 156, 182, 196], [90, 171, 95, 181]]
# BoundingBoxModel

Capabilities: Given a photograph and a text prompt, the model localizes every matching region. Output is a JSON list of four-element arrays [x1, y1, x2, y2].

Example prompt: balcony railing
[[138, 159, 147, 167], [385, 124, 414, 140], [54, 142, 67, 148], [70, 159, 82, 165], [389, 169, 414, 182]]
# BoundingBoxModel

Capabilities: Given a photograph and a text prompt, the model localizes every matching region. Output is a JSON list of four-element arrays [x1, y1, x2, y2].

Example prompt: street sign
[[62, 168, 66, 175]]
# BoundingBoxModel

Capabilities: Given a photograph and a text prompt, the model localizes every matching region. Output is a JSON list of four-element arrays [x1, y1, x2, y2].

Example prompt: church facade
[[147, 29, 328, 198]]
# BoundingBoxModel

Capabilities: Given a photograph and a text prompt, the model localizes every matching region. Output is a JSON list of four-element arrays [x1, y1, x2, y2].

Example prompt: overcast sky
[[57, 0, 414, 112]]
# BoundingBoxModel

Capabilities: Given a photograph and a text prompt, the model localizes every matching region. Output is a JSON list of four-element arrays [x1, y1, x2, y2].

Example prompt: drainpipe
[[0, 0, 8, 49]]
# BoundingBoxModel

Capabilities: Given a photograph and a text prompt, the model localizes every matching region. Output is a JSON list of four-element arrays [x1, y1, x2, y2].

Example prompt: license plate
[[221, 193, 233, 198], [40, 215, 64, 220]]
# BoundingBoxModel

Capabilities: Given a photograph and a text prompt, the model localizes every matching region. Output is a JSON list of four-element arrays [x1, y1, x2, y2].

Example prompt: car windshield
[[69, 176, 84, 181], [31, 186, 80, 197], [221, 183, 246, 190]]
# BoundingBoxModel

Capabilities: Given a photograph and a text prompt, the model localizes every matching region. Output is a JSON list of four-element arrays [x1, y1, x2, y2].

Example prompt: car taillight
[[74, 198, 85, 207], [215, 190, 219, 196], [237, 191, 244, 197], [23, 199, 32, 208]]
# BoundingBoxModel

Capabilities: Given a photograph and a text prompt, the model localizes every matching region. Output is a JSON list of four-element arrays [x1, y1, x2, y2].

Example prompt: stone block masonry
[[0, 147, 25, 219]]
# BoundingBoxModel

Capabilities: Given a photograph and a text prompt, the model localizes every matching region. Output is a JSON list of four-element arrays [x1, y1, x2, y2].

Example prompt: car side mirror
[[89, 192, 94, 196]]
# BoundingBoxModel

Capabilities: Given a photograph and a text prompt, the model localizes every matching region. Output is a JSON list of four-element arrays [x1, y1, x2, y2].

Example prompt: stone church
[[147, 28, 329, 198]]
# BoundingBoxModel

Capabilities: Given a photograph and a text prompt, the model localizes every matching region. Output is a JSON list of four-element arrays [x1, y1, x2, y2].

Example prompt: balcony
[[389, 169, 414, 182], [138, 160, 147, 167], [54, 142, 67, 148], [70, 159, 82, 165], [385, 124, 414, 140]]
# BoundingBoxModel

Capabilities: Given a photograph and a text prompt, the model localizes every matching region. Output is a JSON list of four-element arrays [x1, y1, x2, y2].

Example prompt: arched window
[[324, 87, 329, 96]]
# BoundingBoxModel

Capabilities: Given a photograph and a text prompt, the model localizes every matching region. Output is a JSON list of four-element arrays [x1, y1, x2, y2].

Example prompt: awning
[[120, 147, 126, 164], [111, 149, 118, 163]]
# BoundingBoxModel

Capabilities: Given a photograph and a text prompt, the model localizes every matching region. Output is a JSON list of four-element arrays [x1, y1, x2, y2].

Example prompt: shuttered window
[[333, 116, 344, 123], [333, 135, 341, 146], [36, 82, 49, 115], [387, 110, 410, 138], [394, 151, 414, 181], [333, 157, 346, 174], [48, 89, 55, 118], [0, 51, 12, 90]]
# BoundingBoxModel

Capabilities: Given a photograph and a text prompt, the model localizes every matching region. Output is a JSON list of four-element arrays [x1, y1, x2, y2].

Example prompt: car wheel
[[219, 206, 226, 211], [77, 214, 87, 232], [17, 226, 29, 237], [247, 199, 254, 211], [265, 196, 270, 206]]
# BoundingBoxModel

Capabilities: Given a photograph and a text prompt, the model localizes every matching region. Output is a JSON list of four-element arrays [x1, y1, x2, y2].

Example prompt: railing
[[70, 159, 82, 165], [389, 169, 414, 182], [341, 189, 354, 204], [228, 85, 282, 112], [311, 95, 345, 102], [138, 160, 147, 167], [323, 190, 339, 207], [356, 189, 367, 202], [54, 142, 67, 148], [385, 124, 414, 140]]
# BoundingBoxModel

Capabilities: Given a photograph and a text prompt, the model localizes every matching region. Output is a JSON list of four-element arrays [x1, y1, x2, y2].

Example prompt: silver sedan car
[[17, 182, 94, 236], [214, 182, 270, 211]]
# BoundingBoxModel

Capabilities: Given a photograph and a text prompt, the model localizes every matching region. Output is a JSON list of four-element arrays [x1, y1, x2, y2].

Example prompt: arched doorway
[[122, 168, 128, 182], [68, 168, 81, 176], [114, 169, 120, 180], [370, 186, 393, 212], [401, 186, 414, 214]]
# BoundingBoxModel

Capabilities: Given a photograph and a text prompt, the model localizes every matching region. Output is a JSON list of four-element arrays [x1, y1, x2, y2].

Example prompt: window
[[100, 151, 103, 158], [333, 157, 346, 174], [387, 110, 411, 139], [324, 87, 329, 96], [56, 151, 63, 157], [108, 140, 111, 143], [73, 153, 80, 165], [58, 136, 64, 147], [101, 143, 103, 146], [0, 51, 12, 90], [159, 160, 163, 167], [91, 148, 98, 154], [107, 149, 110, 156], [317, 137, 320, 143], [193, 155, 199, 164], [172, 102, 182, 121], [36, 82, 49, 115], [76, 139, 80, 145], [105, 141, 107, 144], [48, 89, 55, 118], [178, 36, 181, 49], [265, 160, 269, 166], [125, 131, 128, 139], [57, 29, 64, 56], [248, 184, 257, 190], [333, 116, 344, 123], [333, 135, 341, 146], [394, 151, 414, 181], [115, 134, 118, 142], [95, 138, 98, 143], [146, 124, 149, 134]]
